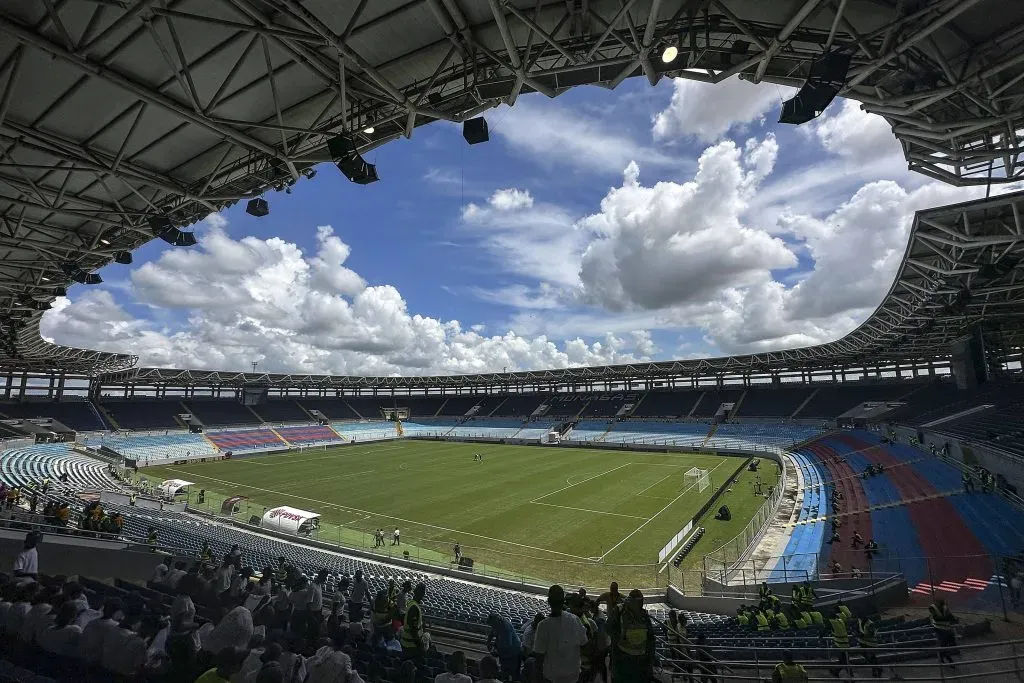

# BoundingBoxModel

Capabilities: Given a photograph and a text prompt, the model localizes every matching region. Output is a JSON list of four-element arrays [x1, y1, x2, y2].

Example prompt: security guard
[[772, 650, 808, 682], [400, 583, 429, 660], [273, 556, 289, 584], [791, 584, 804, 611], [569, 595, 597, 681], [828, 608, 852, 679], [199, 541, 212, 564], [929, 599, 958, 664], [759, 581, 773, 604], [858, 614, 882, 678], [736, 606, 750, 626], [608, 589, 654, 683], [755, 608, 770, 632], [773, 608, 790, 630], [837, 600, 852, 620], [372, 588, 392, 634]]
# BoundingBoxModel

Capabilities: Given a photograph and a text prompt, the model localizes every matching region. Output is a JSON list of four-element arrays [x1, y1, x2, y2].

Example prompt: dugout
[[261, 505, 321, 536], [156, 479, 194, 500]]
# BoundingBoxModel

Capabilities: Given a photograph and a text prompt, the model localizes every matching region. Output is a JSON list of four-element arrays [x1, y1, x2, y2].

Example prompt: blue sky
[[41, 76, 988, 375]]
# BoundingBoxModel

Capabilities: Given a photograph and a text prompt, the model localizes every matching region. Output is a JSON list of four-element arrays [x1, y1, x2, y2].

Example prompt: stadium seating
[[274, 424, 341, 445], [343, 397, 386, 419], [394, 395, 448, 417], [206, 428, 284, 451], [331, 421, 397, 442], [434, 395, 485, 416], [563, 419, 613, 442], [578, 393, 637, 417], [931, 405, 1024, 457], [296, 398, 360, 419], [602, 420, 711, 446], [184, 399, 262, 427], [707, 423, 824, 450], [488, 394, 548, 417], [796, 383, 915, 418], [734, 385, 815, 418], [0, 443, 121, 492], [97, 432, 218, 464], [632, 390, 703, 418], [0, 400, 105, 432], [691, 388, 744, 418], [252, 399, 310, 423], [97, 399, 183, 430]]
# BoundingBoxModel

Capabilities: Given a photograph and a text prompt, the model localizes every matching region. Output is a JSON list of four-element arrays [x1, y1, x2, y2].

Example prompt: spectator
[[201, 606, 254, 658], [306, 569, 327, 640], [522, 612, 544, 654], [238, 640, 283, 683], [435, 650, 472, 683], [78, 597, 124, 663], [195, 647, 245, 683], [21, 586, 57, 644], [278, 634, 307, 683], [102, 604, 150, 677], [38, 601, 82, 656], [771, 650, 808, 682], [164, 561, 188, 589], [477, 655, 502, 683], [12, 531, 40, 583], [4, 582, 38, 636], [532, 585, 588, 683], [305, 634, 363, 683], [607, 589, 655, 683], [178, 564, 208, 603], [487, 611, 523, 680], [348, 569, 370, 622], [151, 556, 173, 584], [398, 660, 417, 683]]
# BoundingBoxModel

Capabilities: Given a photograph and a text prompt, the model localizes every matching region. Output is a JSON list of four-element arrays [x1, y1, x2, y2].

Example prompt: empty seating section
[[298, 398, 359, 419], [99, 432, 218, 463], [542, 395, 588, 417], [708, 423, 823, 449], [436, 395, 485, 416], [396, 395, 448, 416], [632, 390, 701, 417], [184, 399, 261, 426], [445, 417, 526, 438], [0, 443, 121, 492], [253, 399, 309, 422], [206, 428, 284, 451], [490, 394, 547, 416], [935, 405, 1024, 457], [100, 399, 182, 429], [602, 421, 710, 446], [331, 421, 397, 442], [340, 397, 384, 418], [770, 451, 827, 581], [0, 401, 104, 431], [565, 419, 613, 442], [797, 383, 912, 418], [691, 388, 743, 418], [735, 386, 814, 417], [579, 393, 637, 417], [515, 422, 558, 440], [275, 424, 339, 444]]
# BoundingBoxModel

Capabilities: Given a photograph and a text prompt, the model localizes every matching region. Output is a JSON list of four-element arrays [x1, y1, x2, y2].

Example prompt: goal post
[[685, 467, 711, 494]]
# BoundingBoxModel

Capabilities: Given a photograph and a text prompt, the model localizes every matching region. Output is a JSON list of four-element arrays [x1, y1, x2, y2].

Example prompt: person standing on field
[[393, 528, 400, 546]]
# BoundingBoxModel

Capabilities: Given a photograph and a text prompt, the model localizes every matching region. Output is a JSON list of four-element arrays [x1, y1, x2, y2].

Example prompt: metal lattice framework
[[1, 0, 1023, 377]]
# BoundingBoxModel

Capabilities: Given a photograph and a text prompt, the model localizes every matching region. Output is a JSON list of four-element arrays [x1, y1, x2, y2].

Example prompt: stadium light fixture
[[246, 198, 270, 217], [661, 45, 678, 63], [363, 126, 375, 135]]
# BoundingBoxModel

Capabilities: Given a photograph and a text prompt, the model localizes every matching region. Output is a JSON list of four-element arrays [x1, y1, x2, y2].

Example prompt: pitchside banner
[[658, 521, 694, 562]]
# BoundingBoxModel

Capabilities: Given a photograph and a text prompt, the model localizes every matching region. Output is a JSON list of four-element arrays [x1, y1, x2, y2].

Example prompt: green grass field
[[143, 440, 769, 589]]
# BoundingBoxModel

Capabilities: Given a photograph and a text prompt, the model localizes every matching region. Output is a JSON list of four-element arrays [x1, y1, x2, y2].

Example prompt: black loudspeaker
[[189, 424, 203, 434], [779, 51, 851, 124], [715, 505, 732, 521], [246, 198, 270, 217], [113, 251, 133, 265], [249, 515, 261, 525], [327, 134, 379, 184], [462, 117, 489, 145]]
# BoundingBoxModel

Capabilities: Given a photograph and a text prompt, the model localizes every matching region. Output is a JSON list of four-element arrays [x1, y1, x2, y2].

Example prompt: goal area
[[684, 467, 711, 493]]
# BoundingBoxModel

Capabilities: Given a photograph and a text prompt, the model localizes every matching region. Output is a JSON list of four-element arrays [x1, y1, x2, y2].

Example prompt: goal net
[[685, 467, 711, 493]]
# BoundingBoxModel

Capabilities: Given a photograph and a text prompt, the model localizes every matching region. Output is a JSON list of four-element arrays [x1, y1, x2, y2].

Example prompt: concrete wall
[[0, 527, 164, 583]]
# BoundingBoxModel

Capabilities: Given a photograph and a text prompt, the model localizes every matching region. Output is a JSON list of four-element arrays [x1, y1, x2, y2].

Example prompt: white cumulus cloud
[[652, 76, 796, 143]]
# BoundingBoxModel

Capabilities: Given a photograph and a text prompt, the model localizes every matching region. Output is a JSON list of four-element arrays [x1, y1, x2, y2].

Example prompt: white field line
[[162, 467, 592, 561], [531, 462, 632, 503], [231, 444, 405, 465], [530, 501, 649, 520], [597, 459, 731, 562], [636, 473, 674, 496]]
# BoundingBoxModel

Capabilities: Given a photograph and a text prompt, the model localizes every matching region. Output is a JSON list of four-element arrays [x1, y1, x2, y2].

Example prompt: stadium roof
[[1, 0, 1024, 377]]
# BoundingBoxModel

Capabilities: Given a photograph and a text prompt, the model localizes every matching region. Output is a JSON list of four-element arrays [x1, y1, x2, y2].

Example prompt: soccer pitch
[[144, 440, 768, 589]]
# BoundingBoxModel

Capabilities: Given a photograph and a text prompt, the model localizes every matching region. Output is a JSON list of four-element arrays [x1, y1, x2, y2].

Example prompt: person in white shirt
[[61, 581, 90, 618], [522, 612, 544, 654], [77, 598, 124, 664], [38, 602, 82, 656], [21, 589, 57, 644], [434, 650, 472, 683], [214, 558, 236, 594], [12, 532, 40, 583], [4, 583, 37, 636], [348, 570, 370, 622], [392, 528, 400, 546], [162, 561, 188, 589], [532, 585, 589, 683], [304, 570, 326, 640], [150, 556, 172, 584], [476, 655, 502, 683]]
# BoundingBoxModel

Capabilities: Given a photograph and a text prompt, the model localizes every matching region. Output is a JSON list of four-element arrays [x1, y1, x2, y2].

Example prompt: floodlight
[[661, 45, 678, 63], [363, 126, 375, 134], [246, 198, 270, 217]]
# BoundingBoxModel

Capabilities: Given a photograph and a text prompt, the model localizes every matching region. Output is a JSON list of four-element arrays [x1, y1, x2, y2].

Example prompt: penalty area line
[[532, 462, 632, 503], [530, 501, 648, 520]]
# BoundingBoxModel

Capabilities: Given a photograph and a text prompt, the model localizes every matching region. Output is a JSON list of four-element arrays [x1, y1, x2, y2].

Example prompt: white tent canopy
[[157, 479, 194, 498], [261, 505, 321, 535]]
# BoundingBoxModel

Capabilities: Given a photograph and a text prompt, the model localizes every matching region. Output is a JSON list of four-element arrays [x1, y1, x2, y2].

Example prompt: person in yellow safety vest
[[802, 581, 816, 608], [791, 584, 804, 611], [929, 599, 958, 665], [755, 609, 770, 632], [400, 583, 429, 661], [837, 600, 852, 620], [828, 608, 853, 680], [273, 557, 288, 584], [667, 610, 691, 678], [199, 541, 212, 564], [859, 614, 882, 678], [789, 605, 811, 629], [773, 609, 790, 630], [769, 593, 782, 613], [736, 606, 750, 627], [808, 609, 824, 625], [608, 589, 654, 683], [759, 581, 773, 606], [772, 650, 809, 683]]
